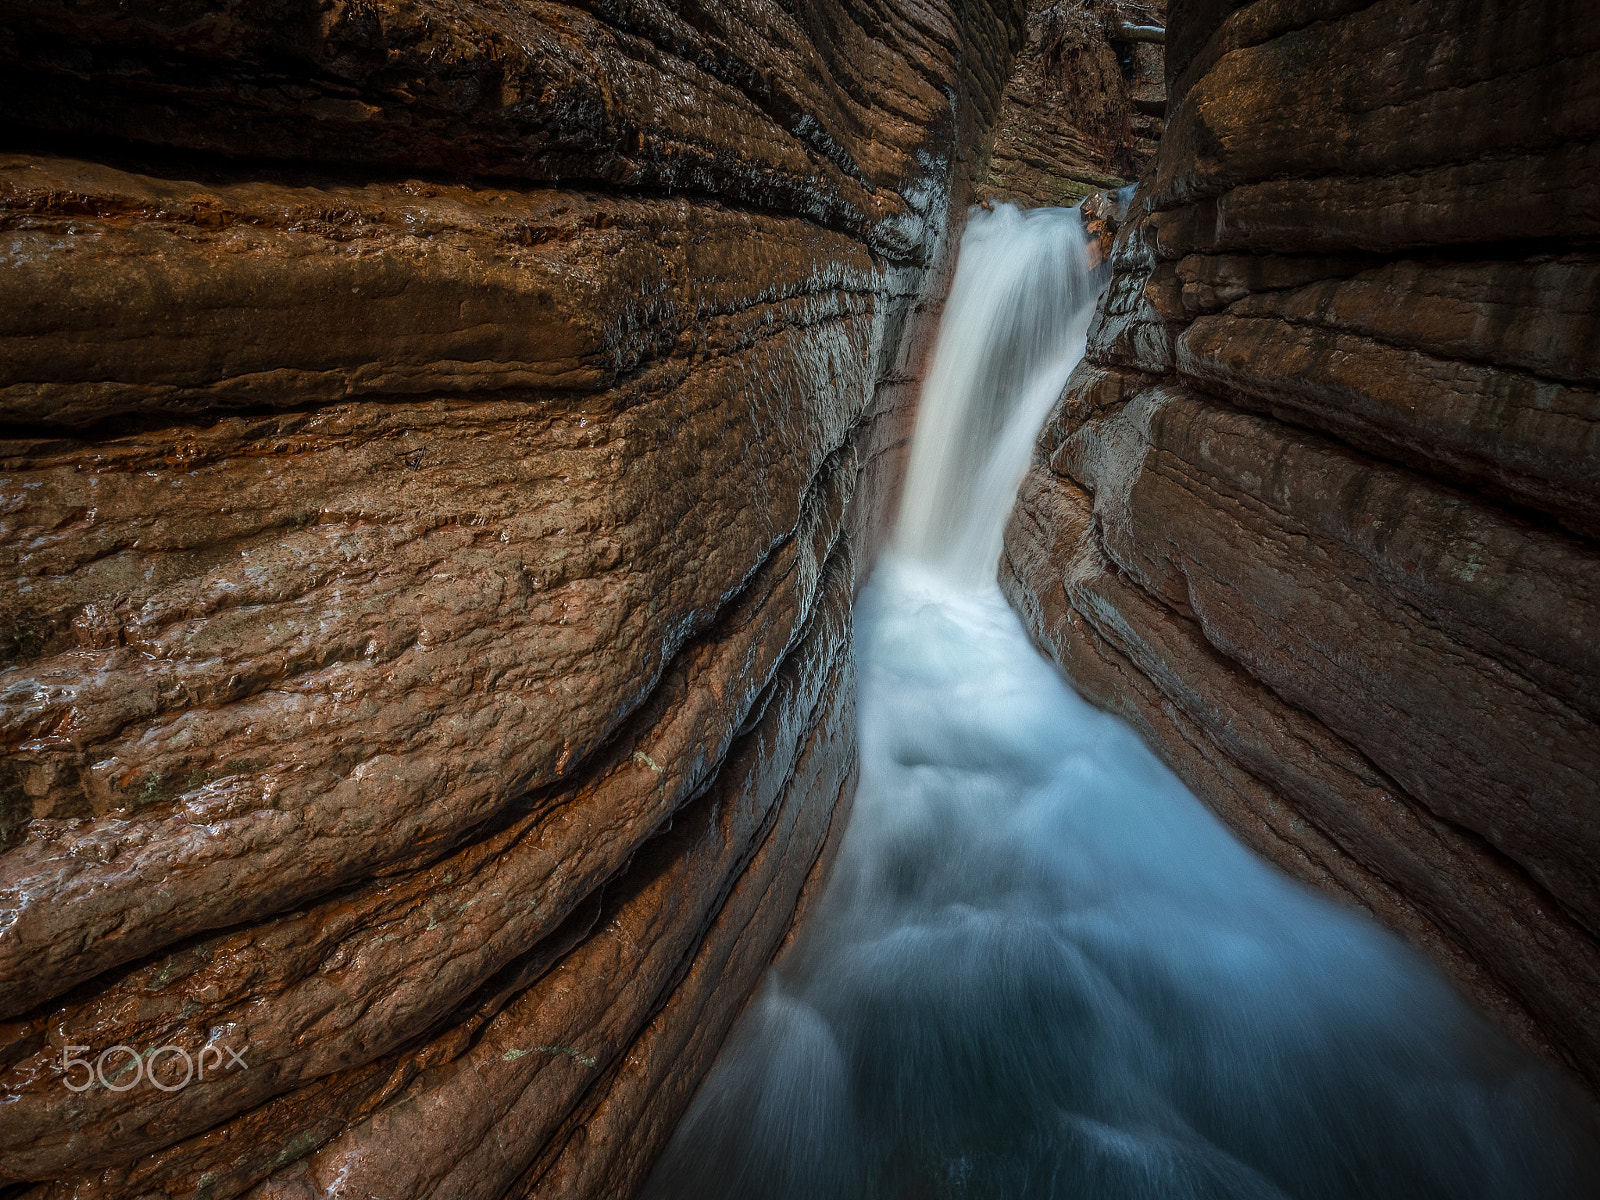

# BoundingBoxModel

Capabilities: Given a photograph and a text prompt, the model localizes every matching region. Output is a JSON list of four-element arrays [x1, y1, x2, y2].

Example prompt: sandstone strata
[[0, 0, 1023, 1190], [1004, 0, 1600, 1095], [977, 0, 1166, 208]]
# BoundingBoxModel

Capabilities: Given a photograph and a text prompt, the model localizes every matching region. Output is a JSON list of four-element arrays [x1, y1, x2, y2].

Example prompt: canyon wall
[[976, 0, 1166, 208], [0, 0, 1023, 1193], [1004, 0, 1600, 1095]]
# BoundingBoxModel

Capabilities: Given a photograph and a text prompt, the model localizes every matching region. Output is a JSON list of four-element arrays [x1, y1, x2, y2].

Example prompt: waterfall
[[894, 204, 1097, 585], [641, 204, 1598, 1200]]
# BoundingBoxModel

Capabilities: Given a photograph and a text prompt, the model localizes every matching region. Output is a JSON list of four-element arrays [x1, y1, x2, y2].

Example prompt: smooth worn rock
[[0, 444, 854, 1178], [1176, 253, 1600, 536], [0, 169, 892, 1025], [1003, 0, 1600, 1099], [250, 553, 856, 1200], [0, 0, 1025, 1188], [0, 155, 887, 427], [0, 0, 1015, 258]]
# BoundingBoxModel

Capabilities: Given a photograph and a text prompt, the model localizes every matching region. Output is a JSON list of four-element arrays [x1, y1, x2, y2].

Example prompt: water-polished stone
[[1004, 0, 1600, 1099], [0, 0, 1020, 1189]]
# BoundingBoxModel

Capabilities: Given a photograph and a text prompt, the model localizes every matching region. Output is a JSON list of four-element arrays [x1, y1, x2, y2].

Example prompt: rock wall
[[0, 0, 1023, 1192], [976, 0, 1166, 208], [1003, 0, 1600, 1095]]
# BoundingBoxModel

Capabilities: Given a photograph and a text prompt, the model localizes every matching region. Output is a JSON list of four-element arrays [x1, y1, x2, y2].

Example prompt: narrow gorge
[[0, 0, 1596, 1196]]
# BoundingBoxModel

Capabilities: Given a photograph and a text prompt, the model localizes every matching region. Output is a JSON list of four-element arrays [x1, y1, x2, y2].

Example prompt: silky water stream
[[642, 204, 1600, 1200]]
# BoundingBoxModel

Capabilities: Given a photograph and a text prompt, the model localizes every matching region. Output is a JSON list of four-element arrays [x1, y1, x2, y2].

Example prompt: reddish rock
[[976, 0, 1166, 209], [0, 0, 1025, 1189], [0, 0, 1011, 258], [1004, 0, 1600, 1097]]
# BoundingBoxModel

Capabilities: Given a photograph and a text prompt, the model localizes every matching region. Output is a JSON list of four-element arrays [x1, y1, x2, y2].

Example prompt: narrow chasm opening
[[641, 200, 1600, 1200]]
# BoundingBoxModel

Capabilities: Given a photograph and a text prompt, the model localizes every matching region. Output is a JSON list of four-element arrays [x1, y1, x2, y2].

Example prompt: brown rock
[[512, 711, 855, 1200], [1178, 308, 1600, 537], [0, 188, 876, 1001], [249, 555, 855, 1200], [1003, 0, 1600, 1101], [1154, 1, 1598, 209], [0, 0, 1007, 258], [0, 443, 853, 1177], [0, 0, 1027, 1189], [0, 156, 881, 427], [975, 0, 1167, 209]]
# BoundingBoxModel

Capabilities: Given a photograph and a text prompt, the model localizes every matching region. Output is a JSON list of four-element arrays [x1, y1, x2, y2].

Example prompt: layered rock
[[1004, 0, 1600, 1094], [0, 0, 1024, 1191], [976, 0, 1166, 208]]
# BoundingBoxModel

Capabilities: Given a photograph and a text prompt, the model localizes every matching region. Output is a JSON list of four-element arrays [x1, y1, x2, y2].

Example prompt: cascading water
[[893, 205, 1098, 585], [642, 204, 1599, 1199]]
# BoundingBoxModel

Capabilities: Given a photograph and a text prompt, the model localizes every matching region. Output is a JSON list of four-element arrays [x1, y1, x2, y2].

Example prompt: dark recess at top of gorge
[[976, 0, 1167, 207], [0, 0, 1022, 261]]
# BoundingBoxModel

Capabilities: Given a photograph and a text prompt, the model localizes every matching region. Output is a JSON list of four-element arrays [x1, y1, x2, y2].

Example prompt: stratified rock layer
[[0, 0, 1023, 1191], [976, 0, 1166, 208], [1004, 0, 1600, 1094]]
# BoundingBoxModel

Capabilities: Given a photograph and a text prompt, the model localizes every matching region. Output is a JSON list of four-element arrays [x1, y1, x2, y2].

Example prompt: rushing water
[[642, 204, 1599, 1199]]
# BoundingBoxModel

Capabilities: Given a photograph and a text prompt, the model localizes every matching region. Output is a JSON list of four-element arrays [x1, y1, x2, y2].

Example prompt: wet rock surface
[[976, 0, 1166, 208], [0, 0, 1022, 1190], [1004, 0, 1600, 1095]]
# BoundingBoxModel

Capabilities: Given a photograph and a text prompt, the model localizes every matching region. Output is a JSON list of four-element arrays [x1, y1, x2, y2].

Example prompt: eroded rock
[[1004, 0, 1600, 1096], [976, 0, 1167, 208], [0, 0, 1026, 1188]]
